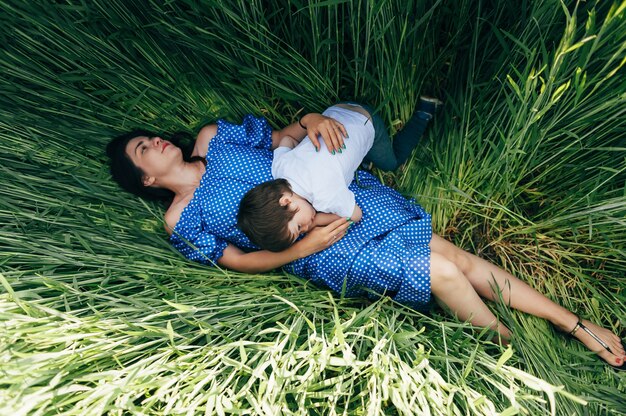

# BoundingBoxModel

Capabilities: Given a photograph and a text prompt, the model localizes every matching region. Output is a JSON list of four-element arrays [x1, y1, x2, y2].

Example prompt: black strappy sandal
[[569, 319, 626, 372]]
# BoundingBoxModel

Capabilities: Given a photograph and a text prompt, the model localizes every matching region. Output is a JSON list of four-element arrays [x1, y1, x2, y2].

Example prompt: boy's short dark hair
[[237, 179, 297, 252]]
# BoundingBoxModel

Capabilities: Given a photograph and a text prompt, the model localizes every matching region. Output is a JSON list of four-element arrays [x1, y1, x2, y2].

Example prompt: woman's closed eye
[[141, 138, 156, 154]]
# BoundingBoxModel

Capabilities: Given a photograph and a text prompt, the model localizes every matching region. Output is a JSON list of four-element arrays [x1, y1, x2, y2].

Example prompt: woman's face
[[125, 135, 181, 184]]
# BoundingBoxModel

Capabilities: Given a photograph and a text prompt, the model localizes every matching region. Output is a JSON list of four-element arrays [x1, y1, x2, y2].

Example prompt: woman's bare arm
[[218, 217, 350, 273], [193, 124, 218, 158], [271, 113, 347, 153], [195, 114, 346, 156]]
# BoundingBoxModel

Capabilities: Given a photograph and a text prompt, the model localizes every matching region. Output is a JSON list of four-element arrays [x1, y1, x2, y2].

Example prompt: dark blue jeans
[[340, 102, 432, 171]]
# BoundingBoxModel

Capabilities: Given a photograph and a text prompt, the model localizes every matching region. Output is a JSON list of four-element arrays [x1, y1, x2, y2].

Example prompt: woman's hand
[[301, 113, 348, 154], [294, 217, 351, 257], [219, 217, 351, 273]]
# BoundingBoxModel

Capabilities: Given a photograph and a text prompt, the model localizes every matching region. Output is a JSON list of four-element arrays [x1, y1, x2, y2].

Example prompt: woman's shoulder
[[192, 123, 218, 158], [163, 193, 196, 236]]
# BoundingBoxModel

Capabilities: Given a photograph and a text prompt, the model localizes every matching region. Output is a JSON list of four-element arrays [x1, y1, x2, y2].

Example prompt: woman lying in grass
[[106, 102, 625, 371]]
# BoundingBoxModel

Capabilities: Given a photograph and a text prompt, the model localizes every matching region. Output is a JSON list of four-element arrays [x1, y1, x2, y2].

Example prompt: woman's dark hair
[[106, 129, 204, 203], [237, 179, 297, 252]]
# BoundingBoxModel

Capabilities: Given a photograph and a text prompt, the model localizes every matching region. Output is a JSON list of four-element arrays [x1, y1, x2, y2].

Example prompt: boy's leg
[[341, 102, 399, 171], [392, 97, 442, 167], [362, 111, 399, 171]]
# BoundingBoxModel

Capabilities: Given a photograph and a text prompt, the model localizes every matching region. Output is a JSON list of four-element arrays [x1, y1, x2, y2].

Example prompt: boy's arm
[[350, 204, 362, 222], [312, 212, 342, 227], [278, 135, 298, 149], [312, 204, 361, 228]]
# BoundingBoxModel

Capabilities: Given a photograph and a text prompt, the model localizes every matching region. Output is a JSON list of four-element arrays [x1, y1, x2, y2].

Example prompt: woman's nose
[[152, 137, 162, 146]]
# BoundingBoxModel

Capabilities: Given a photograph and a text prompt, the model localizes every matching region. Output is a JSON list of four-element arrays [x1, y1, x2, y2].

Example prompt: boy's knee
[[364, 156, 399, 172]]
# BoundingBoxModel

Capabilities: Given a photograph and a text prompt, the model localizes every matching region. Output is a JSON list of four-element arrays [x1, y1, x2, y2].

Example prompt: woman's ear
[[278, 193, 291, 207], [142, 175, 156, 187]]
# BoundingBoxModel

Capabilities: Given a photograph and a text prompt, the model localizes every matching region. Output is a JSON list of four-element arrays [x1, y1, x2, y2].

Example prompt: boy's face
[[283, 193, 316, 241]]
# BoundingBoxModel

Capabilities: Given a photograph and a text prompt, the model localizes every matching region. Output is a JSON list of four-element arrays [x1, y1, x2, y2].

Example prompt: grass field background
[[1, 0, 625, 414]]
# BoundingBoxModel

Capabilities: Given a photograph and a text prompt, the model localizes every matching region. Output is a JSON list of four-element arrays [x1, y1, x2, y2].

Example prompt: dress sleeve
[[170, 228, 229, 265], [214, 115, 273, 150]]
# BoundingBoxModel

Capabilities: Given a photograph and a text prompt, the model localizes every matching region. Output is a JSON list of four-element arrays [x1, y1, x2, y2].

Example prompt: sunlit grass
[[1, 0, 625, 414]]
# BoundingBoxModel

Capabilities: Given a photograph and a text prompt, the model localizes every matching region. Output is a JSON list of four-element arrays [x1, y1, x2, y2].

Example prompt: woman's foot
[[564, 319, 626, 369]]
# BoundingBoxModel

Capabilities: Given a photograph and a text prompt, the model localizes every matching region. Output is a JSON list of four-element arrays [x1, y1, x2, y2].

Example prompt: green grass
[[1, 0, 625, 414]]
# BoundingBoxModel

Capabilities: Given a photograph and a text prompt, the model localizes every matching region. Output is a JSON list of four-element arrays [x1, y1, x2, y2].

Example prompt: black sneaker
[[417, 96, 444, 118]]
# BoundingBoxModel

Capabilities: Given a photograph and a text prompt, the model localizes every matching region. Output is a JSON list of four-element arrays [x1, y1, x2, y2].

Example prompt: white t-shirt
[[271, 105, 375, 218]]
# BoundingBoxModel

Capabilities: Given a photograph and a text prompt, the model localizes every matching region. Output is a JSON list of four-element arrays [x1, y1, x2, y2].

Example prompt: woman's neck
[[157, 159, 206, 198]]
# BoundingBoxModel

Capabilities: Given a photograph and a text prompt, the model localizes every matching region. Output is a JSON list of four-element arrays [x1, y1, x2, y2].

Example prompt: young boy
[[238, 99, 441, 252]]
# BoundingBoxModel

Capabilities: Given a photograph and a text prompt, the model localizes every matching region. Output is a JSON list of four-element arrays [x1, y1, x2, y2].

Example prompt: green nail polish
[[338, 148, 342, 154], [342, 144, 346, 149], [315, 147, 319, 152], [346, 217, 351, 221], [332, 150, 336, 155]]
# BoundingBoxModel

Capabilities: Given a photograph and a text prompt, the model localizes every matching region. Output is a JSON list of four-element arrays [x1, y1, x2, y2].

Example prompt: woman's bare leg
[[429, 233, 625, 366], [429, 252, 511, 339]]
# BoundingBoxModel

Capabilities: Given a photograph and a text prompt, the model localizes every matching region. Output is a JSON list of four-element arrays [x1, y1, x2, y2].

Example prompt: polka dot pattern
[[287, 172, 432, 310], [170, 115, 432, 310]]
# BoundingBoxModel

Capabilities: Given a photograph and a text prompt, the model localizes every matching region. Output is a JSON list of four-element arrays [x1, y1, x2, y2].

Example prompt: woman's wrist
[[291, 238, 313, 259], [290, 241, 305, 259], [299, 113, 321, 130]]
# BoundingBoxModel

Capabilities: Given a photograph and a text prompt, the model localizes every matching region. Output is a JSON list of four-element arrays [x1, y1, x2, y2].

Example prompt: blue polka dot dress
[[170, 115, 433, 311]]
